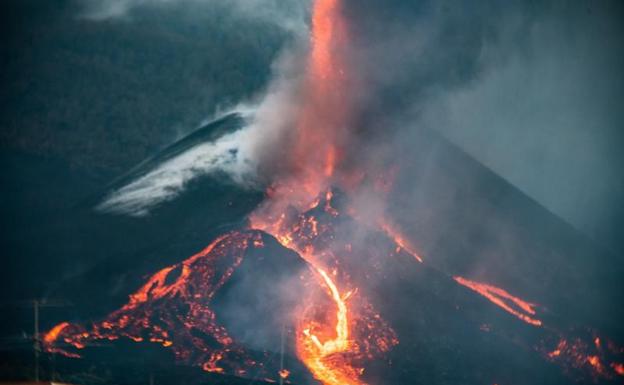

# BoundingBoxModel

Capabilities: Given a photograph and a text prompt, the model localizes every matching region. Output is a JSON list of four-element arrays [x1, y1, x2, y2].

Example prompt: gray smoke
[[342, 0, 624, 253]]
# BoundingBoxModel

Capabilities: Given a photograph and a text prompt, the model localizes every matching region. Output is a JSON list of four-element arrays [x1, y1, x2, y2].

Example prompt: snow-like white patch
[[96, 117, 257, 217]]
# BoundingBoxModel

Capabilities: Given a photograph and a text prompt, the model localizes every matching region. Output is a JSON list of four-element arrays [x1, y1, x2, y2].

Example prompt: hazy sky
[[340, 0, 624, 253], [418, 1, 624, 253]]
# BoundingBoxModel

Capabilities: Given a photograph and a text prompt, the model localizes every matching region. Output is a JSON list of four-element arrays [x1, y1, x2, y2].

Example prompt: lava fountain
[[249, 0, 373, 383]]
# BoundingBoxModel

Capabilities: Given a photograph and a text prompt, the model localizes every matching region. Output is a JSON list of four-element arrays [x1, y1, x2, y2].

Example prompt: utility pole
[[0, 298, 73, 383], [33, 300, 40, 383]]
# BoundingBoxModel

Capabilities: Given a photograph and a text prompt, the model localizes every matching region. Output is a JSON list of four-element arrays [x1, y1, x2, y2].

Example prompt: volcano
[[24, 0, 624, 384], [41, 184, 624, 385]]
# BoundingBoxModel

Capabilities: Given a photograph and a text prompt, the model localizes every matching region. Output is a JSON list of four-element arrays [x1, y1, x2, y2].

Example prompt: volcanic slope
[[43, 187, 624, 385], [29, 120, 624, 385]]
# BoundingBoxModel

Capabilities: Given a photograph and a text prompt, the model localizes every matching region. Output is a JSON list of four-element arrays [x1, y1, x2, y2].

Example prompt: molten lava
[[379, 220, 424, 263], [545, 336, 624, 381], [453, 276, 542, 326], [294, 0, 348, 182], [43, 232, 274, 378], [298, 268, 362, 385], [453, 276, 624, 380], [250, 191, 398, 385], [42, 0, 624, 384]]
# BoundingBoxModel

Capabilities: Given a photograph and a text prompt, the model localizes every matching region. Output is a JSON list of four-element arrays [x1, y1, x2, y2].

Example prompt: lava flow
[[453, 276, 542, 326], [41, 0, 624, 383], [543, 334, 624, 381], [43, 191, 400, 384], [43, 232, 274, 377], [248, 0, 376, 382], [250, 190, 399, 385], [44, 0, 400, 383], [298, 268, 361, 385]]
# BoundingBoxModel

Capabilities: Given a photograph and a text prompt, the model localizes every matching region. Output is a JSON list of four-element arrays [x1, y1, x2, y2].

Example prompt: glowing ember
[[587, 355, 605, 374], [278, 369, 290, 379], [544, 336, 624, 380], [453, 276, 542, 326], [43, 322, 71, 344]]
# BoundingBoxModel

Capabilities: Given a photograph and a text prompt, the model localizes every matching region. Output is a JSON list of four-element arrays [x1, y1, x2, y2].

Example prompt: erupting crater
[[42, 0, 624, 384]]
